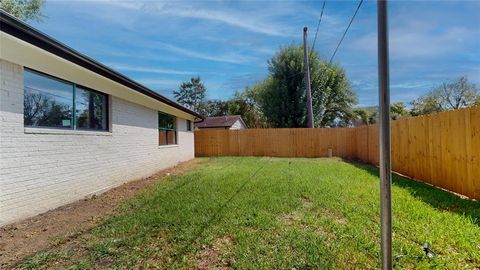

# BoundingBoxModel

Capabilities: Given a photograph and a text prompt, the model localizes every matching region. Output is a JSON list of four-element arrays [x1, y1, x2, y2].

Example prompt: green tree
[[410, 76, 479, 116], [197, 89, 267, 128], [253, 45, 357, 128], [0, 0, 44, 22], [350, 103, 408, 126], [390, 102, 410, 120], [311, 62, 357, 127], [227, 89, 267, 128], [174, 76, 206, 113], [351, 109, 370, 125], [197, 99, 229, 117]]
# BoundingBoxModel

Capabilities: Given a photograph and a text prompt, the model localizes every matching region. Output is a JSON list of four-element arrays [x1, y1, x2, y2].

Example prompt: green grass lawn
[[22, 157, 480, 269]]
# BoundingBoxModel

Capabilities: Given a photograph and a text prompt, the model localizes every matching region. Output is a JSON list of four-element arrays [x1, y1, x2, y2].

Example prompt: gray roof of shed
[[195, 115, 247, 128]]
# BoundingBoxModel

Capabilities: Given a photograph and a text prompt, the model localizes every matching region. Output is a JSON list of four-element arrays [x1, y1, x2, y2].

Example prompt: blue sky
[[30, 0, 479, 107]]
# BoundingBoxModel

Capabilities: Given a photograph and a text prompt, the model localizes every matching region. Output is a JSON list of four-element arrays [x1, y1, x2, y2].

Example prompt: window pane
[[187, 120, 192, 131], [76, 87, 108, 130], [167, 130, 176, 144], [159, 130, 167, 145], [158, 112, 175, 129], [24, 70, 73, 128], [158, 112, 176, 145]]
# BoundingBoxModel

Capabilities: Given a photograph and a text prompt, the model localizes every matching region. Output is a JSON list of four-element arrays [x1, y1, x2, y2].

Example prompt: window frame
[[187, 120, 192, 131], [23, 67, 109, 132], [158, 112, 177, 146]]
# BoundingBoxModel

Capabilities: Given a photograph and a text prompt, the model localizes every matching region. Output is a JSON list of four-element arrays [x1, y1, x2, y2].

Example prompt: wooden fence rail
[[194, 106, 480, 200]]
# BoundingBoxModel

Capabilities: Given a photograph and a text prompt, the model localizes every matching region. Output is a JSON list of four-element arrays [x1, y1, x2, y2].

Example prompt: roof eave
[[0, 9, 203, 119]]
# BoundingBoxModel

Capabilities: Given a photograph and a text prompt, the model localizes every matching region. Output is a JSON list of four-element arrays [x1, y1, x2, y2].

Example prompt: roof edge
[[0, 9, 203, 119]]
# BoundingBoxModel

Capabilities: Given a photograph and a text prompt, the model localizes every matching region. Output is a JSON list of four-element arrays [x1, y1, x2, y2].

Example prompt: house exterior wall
[[230, 120, 246, 130], [0, 60, 194, 226]]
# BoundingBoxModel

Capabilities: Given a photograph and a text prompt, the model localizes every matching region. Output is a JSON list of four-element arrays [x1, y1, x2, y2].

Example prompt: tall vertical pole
[[303, 27, 314, 128], [377, 1, 392, 269]]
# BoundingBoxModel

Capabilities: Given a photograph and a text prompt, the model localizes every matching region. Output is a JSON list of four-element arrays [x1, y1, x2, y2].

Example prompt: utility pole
[[303, 27, 314, 128], [377, 1, 392, 269]]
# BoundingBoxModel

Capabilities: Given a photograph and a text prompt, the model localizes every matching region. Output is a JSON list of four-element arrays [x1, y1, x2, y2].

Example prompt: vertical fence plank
[[463, 108, 474, 198], [469, 106, 480, 199]]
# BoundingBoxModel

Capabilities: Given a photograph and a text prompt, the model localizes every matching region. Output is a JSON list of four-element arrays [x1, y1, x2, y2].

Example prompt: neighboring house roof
[[195, 115, 247, 129], [0, 10, 202, 119]]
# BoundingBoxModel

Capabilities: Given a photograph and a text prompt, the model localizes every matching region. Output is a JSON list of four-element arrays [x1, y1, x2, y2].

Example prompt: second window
[[158, 112, 177, 145]]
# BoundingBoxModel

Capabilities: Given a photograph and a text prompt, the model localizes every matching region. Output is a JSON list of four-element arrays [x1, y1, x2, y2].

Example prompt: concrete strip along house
[[0, 11, 202, 226]]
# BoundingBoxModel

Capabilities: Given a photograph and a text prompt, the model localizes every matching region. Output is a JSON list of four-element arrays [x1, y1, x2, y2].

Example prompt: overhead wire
[[280, 0, 363, 81], [309, 0, 327, 59], [329, 0, 364, 64]]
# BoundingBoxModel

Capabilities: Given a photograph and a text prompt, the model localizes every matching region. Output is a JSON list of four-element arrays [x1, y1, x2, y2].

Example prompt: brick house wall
[[0, 60, 194, 225]]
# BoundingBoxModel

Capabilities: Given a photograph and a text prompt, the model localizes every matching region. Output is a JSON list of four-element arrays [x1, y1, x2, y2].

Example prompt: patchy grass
[[19, 157, 480, 269]]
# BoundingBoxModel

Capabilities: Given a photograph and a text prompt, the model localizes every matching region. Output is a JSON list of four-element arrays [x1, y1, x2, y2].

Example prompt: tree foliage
[[227, 89, 268, 128], [197, 89, 267, 128], [350, 102, 410, 126], [252, 45, 357, 128], [173, 76, 206, 113], [390, 102, 410, 120], [197, 99, 229, 117], [410, 76, 479, 116], [0, 0, 44, 22]]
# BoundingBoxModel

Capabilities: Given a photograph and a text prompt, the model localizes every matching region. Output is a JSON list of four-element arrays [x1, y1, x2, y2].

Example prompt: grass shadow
[[347, 160, 480, 226], [165, 164, 265, 269]]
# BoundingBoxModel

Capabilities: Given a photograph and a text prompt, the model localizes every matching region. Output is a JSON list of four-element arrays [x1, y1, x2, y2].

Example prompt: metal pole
[[377, 1, 392, 269], [303, 27, 314, 128]]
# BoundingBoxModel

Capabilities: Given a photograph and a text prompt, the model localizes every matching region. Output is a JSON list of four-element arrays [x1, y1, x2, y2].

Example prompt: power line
[[329, 0, 364, 64], [280, 0, 359, 81], [284, 1, 327, 81], [310, 0, 327, 59]]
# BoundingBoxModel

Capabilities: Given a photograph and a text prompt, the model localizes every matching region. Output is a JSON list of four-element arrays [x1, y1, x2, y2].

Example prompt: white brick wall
[[0, 60, 195, 226]]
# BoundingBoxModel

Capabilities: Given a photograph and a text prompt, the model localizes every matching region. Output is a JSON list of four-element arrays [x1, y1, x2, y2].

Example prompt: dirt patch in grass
[[319, 209, 347, 224], [301, 195, 313, 209], [279, 211, 302, 226], [278, 196, 314, 226], [0, 159, 201, 269], [196, 236, 233, 270]]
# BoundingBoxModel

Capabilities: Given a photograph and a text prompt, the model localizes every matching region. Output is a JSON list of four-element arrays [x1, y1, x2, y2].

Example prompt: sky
[[29, 0, 480, 107]]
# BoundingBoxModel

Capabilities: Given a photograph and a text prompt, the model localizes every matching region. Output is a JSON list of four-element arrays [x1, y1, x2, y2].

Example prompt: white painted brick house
[[0, 11, 201, 226]]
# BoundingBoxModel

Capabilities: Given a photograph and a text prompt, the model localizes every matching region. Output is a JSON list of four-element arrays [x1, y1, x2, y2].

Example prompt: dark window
[[23, 69, 109, 131], [187, 120, 192, 131], [159, 112, 177, 145], [75, 86, 108, 130], [24, 69, 73, 128]]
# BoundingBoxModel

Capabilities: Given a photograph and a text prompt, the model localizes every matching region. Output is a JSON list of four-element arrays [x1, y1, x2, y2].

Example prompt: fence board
[[194, 106, 480, 199], [469, 106, 480, 199]]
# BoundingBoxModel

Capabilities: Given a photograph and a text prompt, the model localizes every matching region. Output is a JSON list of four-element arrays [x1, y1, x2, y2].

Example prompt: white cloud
[[154, 5, 294, 37], [154, 42, 257, 64], [390, 81, 434, 89], [95, 0, 295, 37], [106, 63, 196, 75], [137, 78, 181, 88], [350, 21, 478, 60]]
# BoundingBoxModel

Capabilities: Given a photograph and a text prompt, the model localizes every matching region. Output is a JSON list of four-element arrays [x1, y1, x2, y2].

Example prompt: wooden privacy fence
[[195, 106, 480, 200], [195, 128, 357, 159]]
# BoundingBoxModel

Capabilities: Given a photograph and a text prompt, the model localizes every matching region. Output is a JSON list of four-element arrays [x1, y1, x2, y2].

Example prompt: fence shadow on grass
[[348, 160, 480, 226]]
